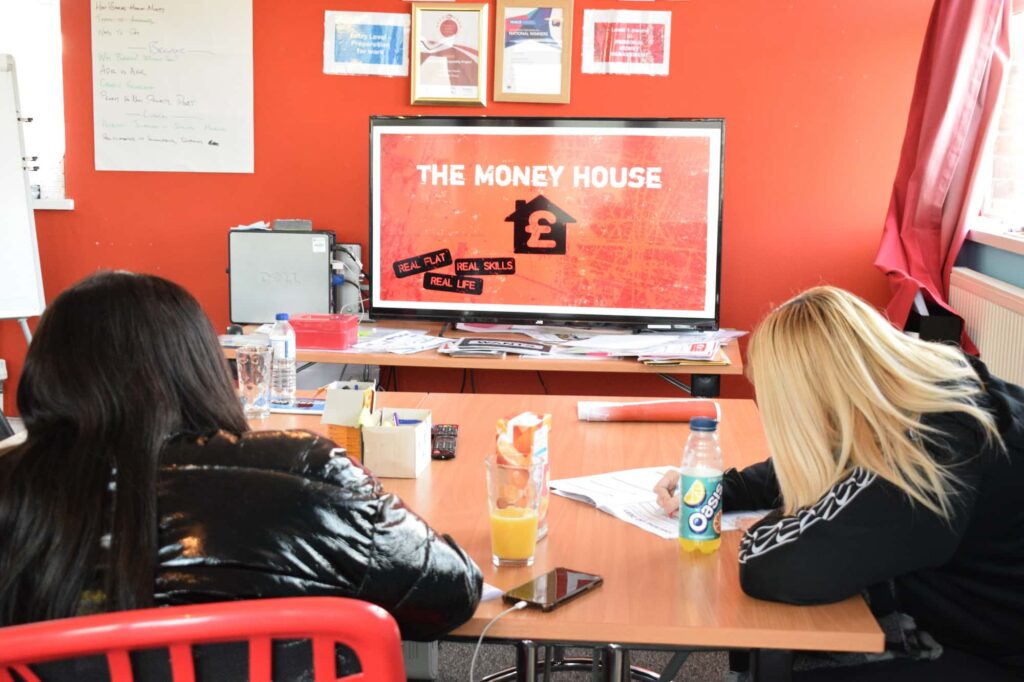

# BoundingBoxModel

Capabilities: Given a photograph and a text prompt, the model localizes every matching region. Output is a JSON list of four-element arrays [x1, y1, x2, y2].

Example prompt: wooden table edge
[[448, 618, 884, 654], [225, 343, 743, 375]]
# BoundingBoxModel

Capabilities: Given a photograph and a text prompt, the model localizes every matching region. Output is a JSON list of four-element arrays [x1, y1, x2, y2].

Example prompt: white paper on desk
[[636, 340, 720, 361], [550, 467, 768, 540], [708, 329, 748, 344], [386, 335, 448, 354], [660, 330, 747, 347], [543, 351, 611, 361], [455, 323, 565, 344], [561, 334, 680, 352], [346, 329, 428, 353]]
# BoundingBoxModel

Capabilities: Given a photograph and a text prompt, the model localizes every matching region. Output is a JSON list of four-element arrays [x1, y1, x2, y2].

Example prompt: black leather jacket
[[155, 429, 482, 641]]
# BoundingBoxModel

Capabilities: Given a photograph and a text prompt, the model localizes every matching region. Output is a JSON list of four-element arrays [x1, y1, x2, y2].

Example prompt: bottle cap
[[690, 417, 718, 432], [275, 313, 289, 321]]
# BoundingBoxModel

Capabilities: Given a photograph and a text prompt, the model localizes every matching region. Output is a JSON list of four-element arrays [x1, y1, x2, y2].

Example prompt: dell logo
[[258, 271, 300, 285]]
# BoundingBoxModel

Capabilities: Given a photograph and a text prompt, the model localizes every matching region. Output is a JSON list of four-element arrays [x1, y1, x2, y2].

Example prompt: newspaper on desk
[[438, 337, 552, 357], [549, 466, 768, 540]]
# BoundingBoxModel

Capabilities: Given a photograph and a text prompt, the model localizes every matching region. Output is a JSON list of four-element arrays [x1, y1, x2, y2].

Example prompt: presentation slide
[[371, 122, 721, 322]]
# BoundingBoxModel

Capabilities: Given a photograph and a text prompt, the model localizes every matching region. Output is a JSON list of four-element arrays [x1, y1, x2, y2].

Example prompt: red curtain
[[875, 0, 1012, 348]]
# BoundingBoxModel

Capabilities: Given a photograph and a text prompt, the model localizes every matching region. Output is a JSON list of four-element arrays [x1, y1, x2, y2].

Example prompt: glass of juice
[[485, 455, 544, 567]]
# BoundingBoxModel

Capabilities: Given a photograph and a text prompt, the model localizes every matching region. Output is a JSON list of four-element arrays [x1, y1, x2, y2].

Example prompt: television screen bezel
[[368, 115, 724, 330]]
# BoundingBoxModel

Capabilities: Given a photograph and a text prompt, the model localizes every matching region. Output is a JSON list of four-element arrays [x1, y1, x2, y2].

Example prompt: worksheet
[[551, 466, 767, 539]]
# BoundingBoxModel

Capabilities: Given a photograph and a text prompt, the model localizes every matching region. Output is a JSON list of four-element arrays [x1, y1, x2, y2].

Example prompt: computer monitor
[[369, 116, 724, 329]]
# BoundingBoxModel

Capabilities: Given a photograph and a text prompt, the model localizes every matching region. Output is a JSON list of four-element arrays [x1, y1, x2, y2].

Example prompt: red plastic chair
[[0, 597, 405, 682]]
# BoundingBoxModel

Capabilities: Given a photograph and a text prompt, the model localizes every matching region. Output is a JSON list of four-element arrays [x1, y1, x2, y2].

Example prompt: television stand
[[661, 373, 722, 398], [226, 320, 741, 398]]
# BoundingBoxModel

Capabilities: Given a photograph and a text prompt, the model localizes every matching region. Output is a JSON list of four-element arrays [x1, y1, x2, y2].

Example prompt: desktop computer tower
[[228, 230, 335, 324]]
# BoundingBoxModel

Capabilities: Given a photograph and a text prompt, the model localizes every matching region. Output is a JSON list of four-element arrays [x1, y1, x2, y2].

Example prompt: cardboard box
[[320, 381, 376, 427], [321, 381, 376, 463], [362, 408, 432, 478]]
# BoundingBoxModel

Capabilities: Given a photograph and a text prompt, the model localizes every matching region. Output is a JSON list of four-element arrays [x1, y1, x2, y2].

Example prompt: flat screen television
[[369, 116, 724, 329]]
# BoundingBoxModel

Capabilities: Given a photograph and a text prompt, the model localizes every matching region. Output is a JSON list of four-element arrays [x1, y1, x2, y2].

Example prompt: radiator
[[949, 266, 1024, 386]]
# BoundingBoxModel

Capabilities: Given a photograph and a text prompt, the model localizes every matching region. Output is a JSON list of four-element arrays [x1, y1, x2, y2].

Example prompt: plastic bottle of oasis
[[269, 313, 296, 406], [678, 417, 724, 554]]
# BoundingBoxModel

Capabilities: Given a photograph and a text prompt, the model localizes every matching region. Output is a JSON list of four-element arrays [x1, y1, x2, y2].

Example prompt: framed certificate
[[494, 0, 572, 103], [410, 3, 488, 106]]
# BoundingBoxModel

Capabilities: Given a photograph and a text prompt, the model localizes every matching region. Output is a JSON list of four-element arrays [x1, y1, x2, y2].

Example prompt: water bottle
[[269, 313, 296, 406], [678, 417, 724, 554]]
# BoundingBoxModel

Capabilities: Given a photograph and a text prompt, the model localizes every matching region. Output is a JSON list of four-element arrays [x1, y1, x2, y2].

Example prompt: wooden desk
[[261, 392, 883, 669], [228, 321, 743, 397]]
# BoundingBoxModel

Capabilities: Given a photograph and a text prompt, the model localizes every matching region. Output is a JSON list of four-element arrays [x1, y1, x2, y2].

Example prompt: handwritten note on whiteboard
[[91, 0, 253, 173]]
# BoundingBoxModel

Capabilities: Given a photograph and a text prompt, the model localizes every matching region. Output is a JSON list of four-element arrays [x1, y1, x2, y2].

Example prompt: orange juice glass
[[485, 455, 544, 567]]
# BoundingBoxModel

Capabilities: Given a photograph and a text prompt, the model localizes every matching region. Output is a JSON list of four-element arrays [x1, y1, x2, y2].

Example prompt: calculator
[[431, 424, 458, 460]]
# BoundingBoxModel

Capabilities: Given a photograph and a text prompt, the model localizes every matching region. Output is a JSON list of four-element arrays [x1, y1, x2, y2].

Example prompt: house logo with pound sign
[[506, 195, 576, 255]]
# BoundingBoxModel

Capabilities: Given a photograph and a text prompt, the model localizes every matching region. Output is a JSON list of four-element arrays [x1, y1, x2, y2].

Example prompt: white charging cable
[[468, 600, 528, 682]]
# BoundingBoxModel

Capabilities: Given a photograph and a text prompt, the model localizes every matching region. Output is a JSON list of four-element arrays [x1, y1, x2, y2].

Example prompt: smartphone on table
[[502, 567, 603, 612]]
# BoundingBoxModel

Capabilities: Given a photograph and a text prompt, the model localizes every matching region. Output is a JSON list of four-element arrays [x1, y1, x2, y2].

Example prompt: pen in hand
[[653, 469, 681, 517]]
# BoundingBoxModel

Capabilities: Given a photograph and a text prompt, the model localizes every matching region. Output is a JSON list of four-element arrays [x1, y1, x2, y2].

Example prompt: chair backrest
[[0, 597, 406, 682]]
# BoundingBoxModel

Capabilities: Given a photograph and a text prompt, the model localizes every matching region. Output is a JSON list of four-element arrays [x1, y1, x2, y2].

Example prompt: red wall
[[0, 0, 933, 410]]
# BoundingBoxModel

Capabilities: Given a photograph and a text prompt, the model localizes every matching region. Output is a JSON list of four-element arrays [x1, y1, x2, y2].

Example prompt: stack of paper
[[549, 331, 750, 366], [637, 340, 721, 362], [347, 329, 447, 354], [639, 352, 731, 367], [454, 323, 566, 343], [558, 333, 676, 356], [556, 331, 745, 364]]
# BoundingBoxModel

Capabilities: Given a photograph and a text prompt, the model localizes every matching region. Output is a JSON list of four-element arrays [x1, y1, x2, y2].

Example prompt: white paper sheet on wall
[[91, 0, 254, 173]]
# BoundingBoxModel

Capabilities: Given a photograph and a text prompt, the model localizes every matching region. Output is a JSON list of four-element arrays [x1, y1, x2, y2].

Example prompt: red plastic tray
[[290, 314, 359, 350]]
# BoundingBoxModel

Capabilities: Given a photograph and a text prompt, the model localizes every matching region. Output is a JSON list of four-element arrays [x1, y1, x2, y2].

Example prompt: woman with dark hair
[[0, 271, 482, 645]]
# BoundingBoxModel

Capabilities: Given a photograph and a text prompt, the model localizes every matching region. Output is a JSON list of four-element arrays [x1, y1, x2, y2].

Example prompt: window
[[0, 0, 67, 205], [974, 8, 1024, 247]]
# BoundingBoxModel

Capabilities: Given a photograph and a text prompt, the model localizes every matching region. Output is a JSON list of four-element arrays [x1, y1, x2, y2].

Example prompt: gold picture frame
[[410, 3, 489, 106], [494, 0, 572, 103]]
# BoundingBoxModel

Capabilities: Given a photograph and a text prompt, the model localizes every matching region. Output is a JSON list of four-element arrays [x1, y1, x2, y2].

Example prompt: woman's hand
[[654, 469, 680, 516]]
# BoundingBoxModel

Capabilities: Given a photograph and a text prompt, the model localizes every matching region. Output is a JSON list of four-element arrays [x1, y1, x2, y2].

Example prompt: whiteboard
[[0, 54, 45, 320], [91, 0, 254, 173]]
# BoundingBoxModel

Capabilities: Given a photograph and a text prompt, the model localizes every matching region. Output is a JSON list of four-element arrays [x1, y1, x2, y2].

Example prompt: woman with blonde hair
[[657, 286, 1024, 680]]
